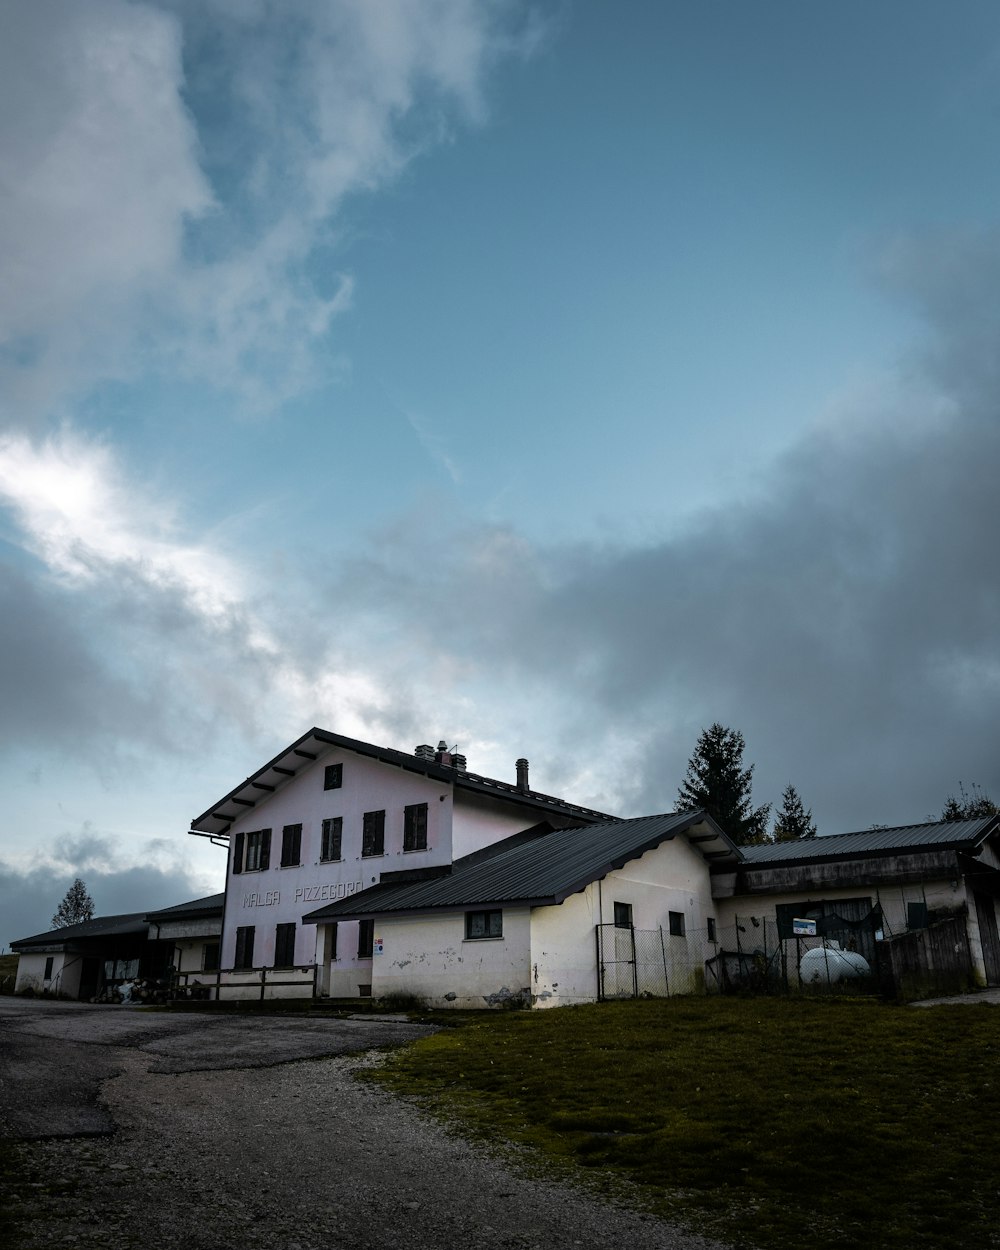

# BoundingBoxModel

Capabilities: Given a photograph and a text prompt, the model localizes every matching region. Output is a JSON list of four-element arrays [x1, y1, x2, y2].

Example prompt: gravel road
[[1, 999, 729, 1250]]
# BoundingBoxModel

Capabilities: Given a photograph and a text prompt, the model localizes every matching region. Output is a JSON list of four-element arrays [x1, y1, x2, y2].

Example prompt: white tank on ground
[[799, 940, 871, 984]]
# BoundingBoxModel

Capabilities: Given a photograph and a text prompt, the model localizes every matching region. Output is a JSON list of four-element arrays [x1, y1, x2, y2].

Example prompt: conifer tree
[[773, 784, 818, 841], [676, 723, 771, 846], [51, 878, 95, 928], [941, 782, 998, 822]]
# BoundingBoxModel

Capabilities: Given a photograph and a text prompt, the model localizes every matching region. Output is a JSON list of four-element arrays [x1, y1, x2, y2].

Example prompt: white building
[[189, 729, 615, 1001]]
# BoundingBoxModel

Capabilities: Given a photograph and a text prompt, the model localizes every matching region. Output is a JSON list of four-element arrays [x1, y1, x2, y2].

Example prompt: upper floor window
[[324, 763, 343, 790], [321, 816, 342, 862], [280, 823, 302, 867], [232, 828, 271, 875], [362, 810, 385, 857], [403, 802, 428, 852]]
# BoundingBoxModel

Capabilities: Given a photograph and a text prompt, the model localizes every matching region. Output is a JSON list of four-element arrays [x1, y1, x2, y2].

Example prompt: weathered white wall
[[451, 791, 545, 858], [370, 908, 532, 1008], [529, 834, 718, 1007], [222, 748, 455, 970], [14, 951, 84, 998]]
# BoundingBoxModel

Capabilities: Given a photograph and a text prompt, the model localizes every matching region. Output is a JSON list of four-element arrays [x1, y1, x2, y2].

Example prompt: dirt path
[[2, 1001, 728, 1250]]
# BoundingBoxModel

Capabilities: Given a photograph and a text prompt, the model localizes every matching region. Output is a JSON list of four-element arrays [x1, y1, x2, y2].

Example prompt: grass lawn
[[368, 996, 1000, 1250]]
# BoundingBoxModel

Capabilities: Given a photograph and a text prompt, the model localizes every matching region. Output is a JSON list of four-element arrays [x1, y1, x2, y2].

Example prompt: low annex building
[[12, 894, 223, 1000]]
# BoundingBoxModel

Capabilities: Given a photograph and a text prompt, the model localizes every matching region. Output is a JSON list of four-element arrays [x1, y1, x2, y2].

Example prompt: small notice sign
[[374, 936, 384, 955], [793, 918, 817, 936]]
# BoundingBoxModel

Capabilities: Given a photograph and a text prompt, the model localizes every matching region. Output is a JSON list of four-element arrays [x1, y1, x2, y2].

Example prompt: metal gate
[[597, 924, 671, 999]]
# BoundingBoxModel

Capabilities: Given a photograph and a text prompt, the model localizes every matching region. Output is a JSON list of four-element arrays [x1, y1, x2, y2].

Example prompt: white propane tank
[[799, 940, 871, 984]]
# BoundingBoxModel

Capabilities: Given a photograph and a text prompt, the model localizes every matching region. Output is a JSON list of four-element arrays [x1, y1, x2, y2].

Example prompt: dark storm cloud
[[0, 855, 207, 952], [327, 233, 1000, 833]]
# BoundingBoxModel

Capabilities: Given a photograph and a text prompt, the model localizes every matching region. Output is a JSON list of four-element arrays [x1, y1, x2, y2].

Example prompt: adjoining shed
[[303, 810, 739, 1008]]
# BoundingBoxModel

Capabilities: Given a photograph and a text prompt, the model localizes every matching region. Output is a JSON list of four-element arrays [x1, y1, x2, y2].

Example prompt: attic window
[[324, 763, 343, 790]]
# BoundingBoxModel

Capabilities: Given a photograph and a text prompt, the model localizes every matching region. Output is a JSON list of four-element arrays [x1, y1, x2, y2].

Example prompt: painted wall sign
[[243, 891, 280, 908], [294, 881, 363, 904], [792, 917, 817, 936]]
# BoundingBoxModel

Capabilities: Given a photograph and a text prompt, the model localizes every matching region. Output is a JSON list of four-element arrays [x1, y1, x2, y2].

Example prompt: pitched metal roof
[[302, 810, 738, 923], [144, 893, 225, 922], [189, 727, 616, 839], [11, 912, 150, 950], [739, 817, 998, 866]]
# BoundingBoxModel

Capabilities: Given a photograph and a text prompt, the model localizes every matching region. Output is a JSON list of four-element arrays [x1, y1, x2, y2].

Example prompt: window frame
[[234, 925, 255, 970], [324, 763, 343, 791], [240, 828, 271, 874], [403, 802, 429, 852], [668, 910, 686, 937], [280, 823, 302, 868], [362, 810, 385, 858], [613, 901, 633, 929], [707, 917, 717, 943], [274, 922, 296, 968], [202, 942, 220, 972], [357, 918, 375, 959], [320, 816, 343, 862], [465, 909, 503, 940]]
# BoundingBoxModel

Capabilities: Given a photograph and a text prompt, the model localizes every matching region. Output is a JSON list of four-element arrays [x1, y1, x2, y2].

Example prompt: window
[[233, 828, 271, 874], [465, 910, 503, 940], [43, 957, 54, 980], [280, 823, 302, 867], [234, 925, 255, 969], [321, 816, 342, 862], [274, 922, 296, 967], [358, 918, 374, 959], [707, 917, 717, 943], [324, 763, 343, 790], [362, 810, 385, 857], [203, 942, 220, 972], [668, 911, 685, 937], [613, 901, 633, 929], [403, 802, 428, 852], [329, 922, 338, 960]]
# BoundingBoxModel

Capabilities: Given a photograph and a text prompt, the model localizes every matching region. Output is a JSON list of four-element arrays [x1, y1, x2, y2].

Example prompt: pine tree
[[51, 878, 95, 928], [773, 784, 818, 841], [941, 782, 998, 822], [676, 723, 771, 846]]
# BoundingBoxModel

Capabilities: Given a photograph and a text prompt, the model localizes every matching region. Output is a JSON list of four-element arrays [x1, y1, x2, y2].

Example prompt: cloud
[[312, 231, 1000, 832], [0, 0, 538, 421], [0, 826, 220, 951]]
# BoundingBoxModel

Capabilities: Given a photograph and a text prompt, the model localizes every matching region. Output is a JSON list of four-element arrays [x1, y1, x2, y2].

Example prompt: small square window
[[324, 763, 343, 790], [613, 901, 633, 929], [321, 817, 342, 862], [465, 910, 502, 940], [668, 911, 685, 937]]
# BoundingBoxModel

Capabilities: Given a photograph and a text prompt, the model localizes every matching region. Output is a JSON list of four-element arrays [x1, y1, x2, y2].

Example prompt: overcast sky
[[2, 1, 999, 950]]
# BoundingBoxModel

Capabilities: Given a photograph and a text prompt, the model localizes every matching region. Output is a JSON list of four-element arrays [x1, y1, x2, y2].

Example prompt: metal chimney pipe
[[515, 758, 529, 792]]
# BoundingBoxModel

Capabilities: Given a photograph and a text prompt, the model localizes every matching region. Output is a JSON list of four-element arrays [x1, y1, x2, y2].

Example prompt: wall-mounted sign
[[792, 917, 817, 936], [374, 936, 384, 955]]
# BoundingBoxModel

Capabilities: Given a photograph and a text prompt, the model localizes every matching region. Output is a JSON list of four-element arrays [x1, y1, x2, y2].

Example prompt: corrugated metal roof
[[145, 893, 225, 921], [11, 912, 150, 949], [303, 810, 737, 922], [190, 727, 617, 838], [739, 818, 997, 865]]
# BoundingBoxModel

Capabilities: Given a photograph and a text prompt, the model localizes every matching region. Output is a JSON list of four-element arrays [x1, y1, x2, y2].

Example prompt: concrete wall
[[15, 951, 83, 998], [368, 908, 532, 1009], [529, 834, 718, 1007], [451, 791, 551, 859]]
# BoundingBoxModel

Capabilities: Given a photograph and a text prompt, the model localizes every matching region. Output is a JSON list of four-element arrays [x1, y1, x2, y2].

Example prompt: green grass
[[368, 997, 1000, 1250]]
